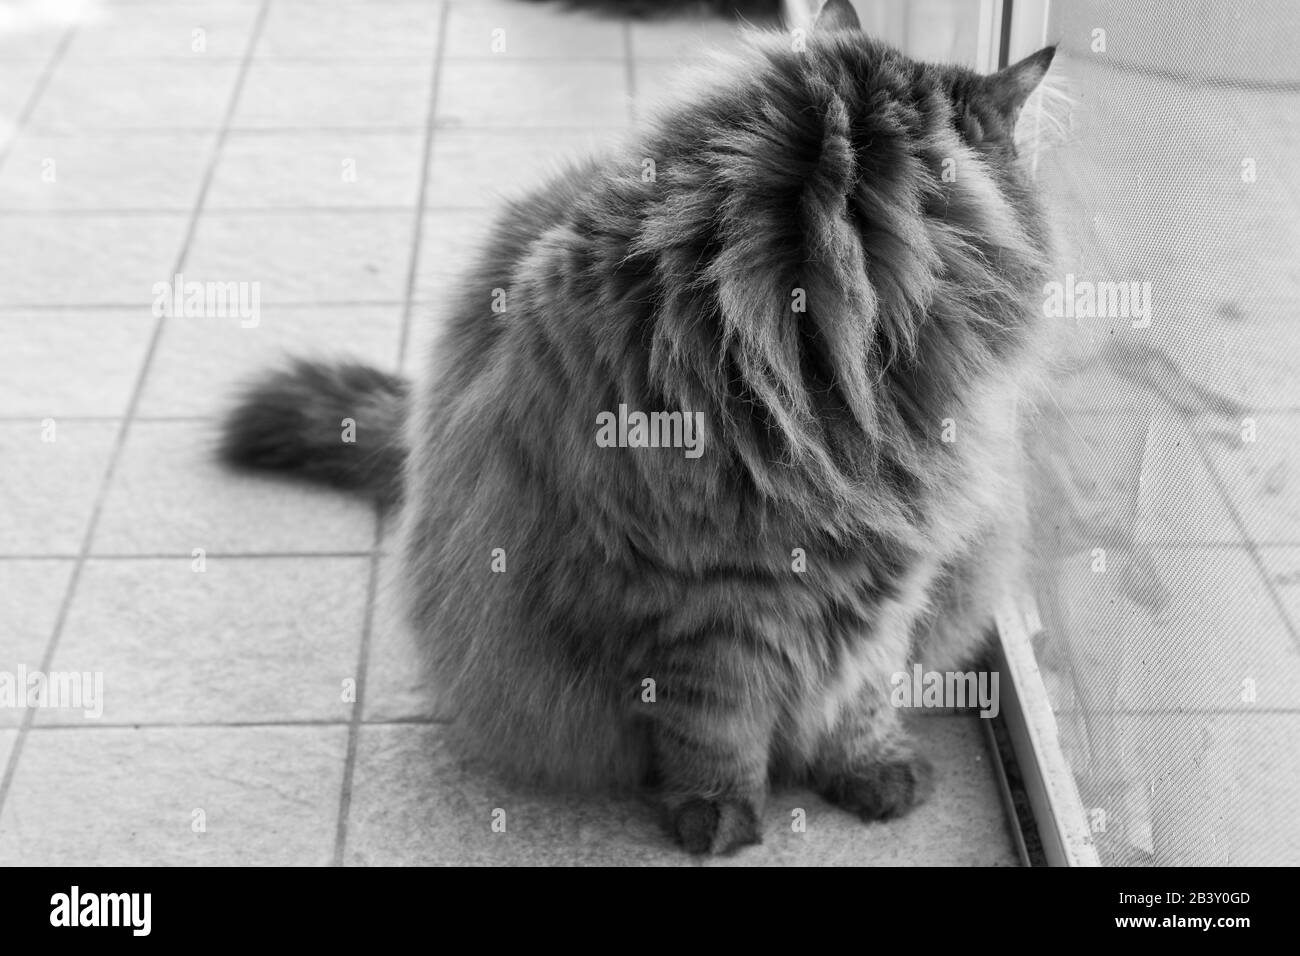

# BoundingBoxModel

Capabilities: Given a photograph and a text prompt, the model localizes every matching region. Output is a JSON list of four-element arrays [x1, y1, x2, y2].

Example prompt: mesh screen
[[1022, 0, 1300, 865]]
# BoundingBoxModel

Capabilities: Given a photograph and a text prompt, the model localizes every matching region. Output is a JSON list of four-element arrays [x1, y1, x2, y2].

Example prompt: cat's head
[[632, 1, 1063, 501], [810, 0, 1057, 168]]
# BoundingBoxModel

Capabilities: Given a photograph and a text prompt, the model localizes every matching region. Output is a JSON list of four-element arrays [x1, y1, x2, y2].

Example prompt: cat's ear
[[813, 0, 862, 32], [981, 46, 1055, 120]]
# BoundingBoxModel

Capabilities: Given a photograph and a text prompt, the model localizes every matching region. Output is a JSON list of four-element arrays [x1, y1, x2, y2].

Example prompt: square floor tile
[[0, 309, 155, 417], [208, 131, 424, 209], [0, 726, 347, 865], [1260, 547, 1300, 626], [1033, 64, 1300, 425], [344, 723, 693, 866], [1130, 411, 1241, 545], [1246, 89, 1300, 213], [426, 127, 607, 208], [91, 420, 378, 554], [0, 560, 75, 727], [1039, 545, 1300, 714], [404, 209, 498, 371], [1048, 72, 1300, 321], [139, 304, 402, 418], [233, 62, 431, 129], [0, 61, 48, 131], [63, 1, 260, 60], [44, 557, 369, 724], [632, 57, 707, 116], [1213, 316, 1300, 412], [257, 1, 444, 59], [1048, 358, 1174, 415], [1091, 714, 1300, 865], [402, 300, 448, 374], [0, 132, 213, 210], [183, 211, 412, 304], [629, 16, 746, 60], [0, 11, 69, 61], [1030, 409, 1241, 549], [1140, 547, 1300, 713], [1196, 411, 1300, 545], [29, 60, 240, 131], [437, 61, 629, 129], [443, 1, 622, 59], [410, 208, 491, 305], [362, 551, 443, 722], [0, 214, 189, 306], [0, 420, 118, 556], [1083, 284, 1300, 421]]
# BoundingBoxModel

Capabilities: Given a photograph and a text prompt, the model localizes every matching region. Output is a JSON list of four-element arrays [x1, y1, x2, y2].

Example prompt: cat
[[221, 0, 1056, 855]]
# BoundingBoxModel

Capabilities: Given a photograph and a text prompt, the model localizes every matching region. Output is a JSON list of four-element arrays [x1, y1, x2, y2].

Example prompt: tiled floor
[[0, 0, 1018, 865]]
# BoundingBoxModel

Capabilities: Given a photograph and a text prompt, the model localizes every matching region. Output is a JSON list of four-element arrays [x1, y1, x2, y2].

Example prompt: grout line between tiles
[[0, 299, 408, 311], [0, 23, 75, 172], [396, 1, 452, 369], [0, 20, 86, 820], [26, 126, 432, 135], [0, 417, 208, 424], [0, 551, 382, 561], [23, 716, 456, 733], [0, 206, 410, 216], [331, 529, 385, 867], [1180, 407, 1300, 653], [0, 205, 500, 216], [0, 0, 274, 825], [333, 0, 452, 868]]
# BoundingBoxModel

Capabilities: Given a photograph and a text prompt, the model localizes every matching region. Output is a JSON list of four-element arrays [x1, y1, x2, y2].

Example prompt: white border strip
[[782, 0, 820, 29], [1007, 0, 1053, 63], [975, 0, 1005, 73], [993, 590, 1101, 866]]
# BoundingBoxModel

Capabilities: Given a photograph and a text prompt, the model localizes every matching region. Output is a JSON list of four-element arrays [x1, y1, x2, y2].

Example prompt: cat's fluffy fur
[[221, 0, 1056, 854]]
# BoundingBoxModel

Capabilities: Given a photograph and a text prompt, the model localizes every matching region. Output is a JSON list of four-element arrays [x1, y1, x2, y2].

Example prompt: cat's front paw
[[670, 796, 762, 855], [819, 753, 935, 822]]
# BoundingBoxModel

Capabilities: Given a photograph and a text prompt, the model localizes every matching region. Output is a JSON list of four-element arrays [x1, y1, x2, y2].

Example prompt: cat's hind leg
[[811, 699, 935, 821], [802, 618, 936, 822], [805, 561, 943, 821]]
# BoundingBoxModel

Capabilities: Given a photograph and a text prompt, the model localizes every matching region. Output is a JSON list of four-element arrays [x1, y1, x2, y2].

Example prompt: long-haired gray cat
[[221, 0, 1056, 855]]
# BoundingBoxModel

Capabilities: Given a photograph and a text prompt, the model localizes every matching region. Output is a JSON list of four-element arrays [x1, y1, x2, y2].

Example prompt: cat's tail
[[219, 358, 409, 506]]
